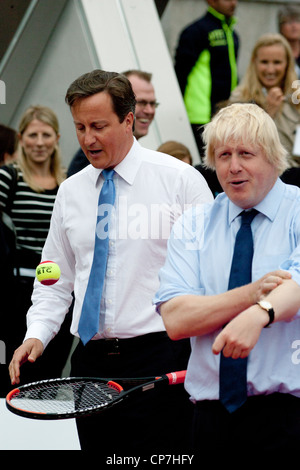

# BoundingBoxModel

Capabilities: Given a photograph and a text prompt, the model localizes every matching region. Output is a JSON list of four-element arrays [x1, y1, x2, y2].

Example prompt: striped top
[[0, 164, 58, 269]]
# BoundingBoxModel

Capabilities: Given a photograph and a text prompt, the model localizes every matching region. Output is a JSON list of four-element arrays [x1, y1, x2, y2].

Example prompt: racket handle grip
[[166, 370, 186, 385]]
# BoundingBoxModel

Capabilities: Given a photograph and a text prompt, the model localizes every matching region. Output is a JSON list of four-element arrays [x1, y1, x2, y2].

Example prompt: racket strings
[[9, 380, 120, 417]]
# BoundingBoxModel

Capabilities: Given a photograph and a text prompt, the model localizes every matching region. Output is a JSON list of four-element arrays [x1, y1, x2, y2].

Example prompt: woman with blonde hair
[[0, 105, 71, 392], [17, 105, 65, 191], [229, 33, 300, 166], [0, 105, 65, 269]]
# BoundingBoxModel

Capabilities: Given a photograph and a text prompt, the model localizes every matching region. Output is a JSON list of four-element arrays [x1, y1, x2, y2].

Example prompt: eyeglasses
[[136, 100, 160, 109]]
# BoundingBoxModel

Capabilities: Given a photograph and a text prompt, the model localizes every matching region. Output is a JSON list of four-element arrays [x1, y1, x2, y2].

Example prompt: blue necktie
[[78, 169, 116, 345], [219, 209, 258, 413]]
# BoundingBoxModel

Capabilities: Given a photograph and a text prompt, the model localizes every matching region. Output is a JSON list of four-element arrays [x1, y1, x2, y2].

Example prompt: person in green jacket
[[175, 0, 239, 158]]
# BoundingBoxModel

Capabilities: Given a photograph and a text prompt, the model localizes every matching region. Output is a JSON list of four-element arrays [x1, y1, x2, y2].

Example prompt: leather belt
[[85, 331, 168, 355]]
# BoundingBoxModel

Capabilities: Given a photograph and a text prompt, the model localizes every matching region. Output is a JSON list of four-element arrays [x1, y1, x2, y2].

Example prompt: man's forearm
[[160, 285, 258, 340], [212, 278, 300, 359], [160, 270, 292, 340], [260, 278, 300, 324]]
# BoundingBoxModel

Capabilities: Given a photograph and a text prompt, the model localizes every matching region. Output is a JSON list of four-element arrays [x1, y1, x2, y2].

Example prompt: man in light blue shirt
[[154, 103, 300, 452]]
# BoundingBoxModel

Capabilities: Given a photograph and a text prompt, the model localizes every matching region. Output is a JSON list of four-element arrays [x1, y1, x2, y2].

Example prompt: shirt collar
[[114, 137, 142, 185], [228, 178, 285, 224], [90, 137, 142, 188]]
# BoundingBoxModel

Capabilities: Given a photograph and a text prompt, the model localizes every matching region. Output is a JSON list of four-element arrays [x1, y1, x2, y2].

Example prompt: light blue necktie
[[219, 209, 258, 413], [78, 169, 115, 345]]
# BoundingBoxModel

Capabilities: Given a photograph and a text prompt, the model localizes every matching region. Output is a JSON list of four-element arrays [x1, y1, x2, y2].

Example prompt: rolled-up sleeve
[[153, 207, 205, 311]]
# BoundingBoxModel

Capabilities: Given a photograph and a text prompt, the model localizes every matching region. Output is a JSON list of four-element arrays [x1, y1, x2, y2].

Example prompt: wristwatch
[[256, 300, 275, 328]]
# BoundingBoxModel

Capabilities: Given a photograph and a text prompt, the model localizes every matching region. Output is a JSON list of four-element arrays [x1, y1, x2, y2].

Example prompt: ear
[[125, 112, 135, 132], [17, 133, 24, 146]]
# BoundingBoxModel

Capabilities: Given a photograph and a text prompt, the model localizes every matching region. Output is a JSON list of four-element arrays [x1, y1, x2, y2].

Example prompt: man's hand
[[213, 275, 300, 359], [212, 305, 267, 359], [265, 87, 285, 117], [9, 339, 44, 385], [248, 269, 291, 305]]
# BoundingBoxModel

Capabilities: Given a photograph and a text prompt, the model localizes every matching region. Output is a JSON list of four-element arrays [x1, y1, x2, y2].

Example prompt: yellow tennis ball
[[36, 260, 61, 286]]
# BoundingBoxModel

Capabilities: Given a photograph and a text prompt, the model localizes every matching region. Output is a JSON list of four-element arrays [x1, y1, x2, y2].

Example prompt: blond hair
[[231, 33, 299, 111], [203, 102, 289, 175], [17, 105, 65, 192]]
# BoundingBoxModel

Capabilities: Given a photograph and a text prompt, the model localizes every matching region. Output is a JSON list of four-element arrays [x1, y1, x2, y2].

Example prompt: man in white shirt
[[67, 69, 158, 176], [9, 70, 213, 454]]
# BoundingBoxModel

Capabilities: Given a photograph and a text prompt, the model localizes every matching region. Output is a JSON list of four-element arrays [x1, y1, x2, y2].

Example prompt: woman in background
[[0, 105, 72, 393], [229, 33, 300, 167]]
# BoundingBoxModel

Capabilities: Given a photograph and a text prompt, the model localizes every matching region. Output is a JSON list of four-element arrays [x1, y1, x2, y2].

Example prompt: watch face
[[259, 300, 272, 310]]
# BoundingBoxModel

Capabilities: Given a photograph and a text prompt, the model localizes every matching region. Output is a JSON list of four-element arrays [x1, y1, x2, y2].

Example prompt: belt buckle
[[107, 338, 120, 356]]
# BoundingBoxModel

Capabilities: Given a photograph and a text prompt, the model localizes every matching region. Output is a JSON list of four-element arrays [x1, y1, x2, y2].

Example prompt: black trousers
[[192, 393, 300, 455], [71, 333, 193, 454]]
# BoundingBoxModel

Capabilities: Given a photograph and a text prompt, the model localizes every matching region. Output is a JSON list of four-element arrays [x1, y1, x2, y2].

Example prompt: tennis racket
[[6, 370, 186, 420]]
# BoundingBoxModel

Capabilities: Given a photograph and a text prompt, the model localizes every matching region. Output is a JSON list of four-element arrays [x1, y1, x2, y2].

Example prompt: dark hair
[[0, 124, 18, 164], [65, 70, 136, 123], [278, 4, 300, 28]]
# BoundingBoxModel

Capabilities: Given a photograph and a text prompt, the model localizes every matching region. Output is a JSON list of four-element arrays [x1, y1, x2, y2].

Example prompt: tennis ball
[[36, 260, 61, 286]]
